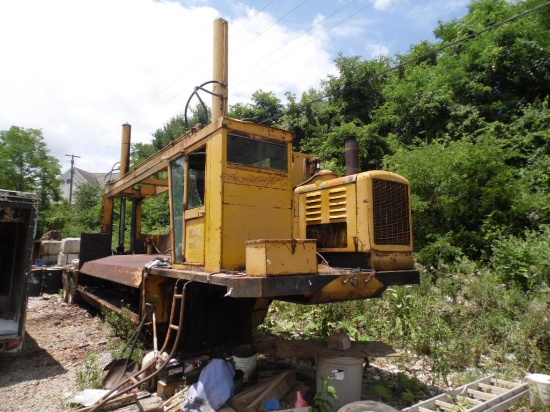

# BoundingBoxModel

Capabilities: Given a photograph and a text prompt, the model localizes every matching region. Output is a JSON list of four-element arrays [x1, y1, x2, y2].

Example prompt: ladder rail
[[87, 279, 191, 412], [402, 375, 528, 412]]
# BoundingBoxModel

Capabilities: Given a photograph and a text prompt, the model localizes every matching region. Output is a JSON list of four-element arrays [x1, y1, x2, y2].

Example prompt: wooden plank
[[490, 378, 521, 389], [477, 382, 508, 394], [418, 407, 434, 412], [253, 337, 398, 358], [230, 378, 274, 412], [157, 379, 186, 398], [468, 383, 528, 412], [455, 395, 482, 406], [109, 396, 163, 412], [246, 370, 297, 412], [467, 388, 495, 401], [434, 399, 458, 411]]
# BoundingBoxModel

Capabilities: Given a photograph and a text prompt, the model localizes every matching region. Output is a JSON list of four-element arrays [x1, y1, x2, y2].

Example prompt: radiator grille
[[305, 192, 322, 223], [373, 179, 410, 245], [328, 187, 347, 221]]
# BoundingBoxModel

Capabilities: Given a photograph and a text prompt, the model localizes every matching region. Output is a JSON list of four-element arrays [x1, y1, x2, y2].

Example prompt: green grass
[[261, 258, 550, 409]]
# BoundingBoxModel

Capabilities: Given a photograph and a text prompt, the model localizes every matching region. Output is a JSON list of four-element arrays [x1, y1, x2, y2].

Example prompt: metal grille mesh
[[373, 179, 410, 245]]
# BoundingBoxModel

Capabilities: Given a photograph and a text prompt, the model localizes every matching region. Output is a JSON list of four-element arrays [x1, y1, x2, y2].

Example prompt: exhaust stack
[[345, 136, 360, 176], [212, 18, 229, 122], [120, 123, 131, 177]]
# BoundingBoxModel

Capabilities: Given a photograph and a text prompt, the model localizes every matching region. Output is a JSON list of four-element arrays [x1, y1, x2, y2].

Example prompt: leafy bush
[[491, 225, 550, 291]]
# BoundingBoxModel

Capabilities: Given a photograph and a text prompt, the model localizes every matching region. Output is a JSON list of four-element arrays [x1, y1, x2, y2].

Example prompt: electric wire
[[125, 1, 276, 127], [256, 0, 550, 126], [232, 0, 381, 89], [230, 0, 310, 56], [230, 0, 362, 85], [230, 0, 275, 35]]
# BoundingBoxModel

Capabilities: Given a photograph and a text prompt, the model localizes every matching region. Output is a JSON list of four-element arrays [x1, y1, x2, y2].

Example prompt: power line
[[258, 0, 550, 125], [126, 1, 279, 128], [230, 0, 310, 56], [231, 0, 362, 85], [232, 0, 380, 89]]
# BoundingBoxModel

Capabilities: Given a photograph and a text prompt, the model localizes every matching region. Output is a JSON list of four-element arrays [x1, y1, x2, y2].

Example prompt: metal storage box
[[245, 239, 317, 276]]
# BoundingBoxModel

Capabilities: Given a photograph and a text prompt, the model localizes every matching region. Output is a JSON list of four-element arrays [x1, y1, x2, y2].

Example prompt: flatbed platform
[[80, 254, 420, 303]]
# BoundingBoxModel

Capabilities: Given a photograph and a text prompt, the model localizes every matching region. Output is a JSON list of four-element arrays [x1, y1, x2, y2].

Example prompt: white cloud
[[373, 0, 398, 11], [0, 0, 336, 174], [365, 42, 390, 58]]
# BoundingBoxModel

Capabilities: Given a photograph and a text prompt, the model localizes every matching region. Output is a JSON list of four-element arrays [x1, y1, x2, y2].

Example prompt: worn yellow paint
[[185, 206, 205, 264], [141, 273, 171, 324], [245, 239, 317, 276], [294, 170, 415, 270], [221, 183, 292, 270], [311, 274, 386, 303], [204, 134, 224, 272]]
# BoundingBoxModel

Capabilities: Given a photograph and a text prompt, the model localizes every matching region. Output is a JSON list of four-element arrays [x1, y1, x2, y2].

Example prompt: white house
[[59, 168, 119, 202]]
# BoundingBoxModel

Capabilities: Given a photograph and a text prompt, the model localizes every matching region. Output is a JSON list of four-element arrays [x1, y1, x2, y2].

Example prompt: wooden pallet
[[402, 375, 528, 412]]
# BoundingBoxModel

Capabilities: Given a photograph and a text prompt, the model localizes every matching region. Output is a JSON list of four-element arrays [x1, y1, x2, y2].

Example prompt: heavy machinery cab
[[72, 117, 419, 353]]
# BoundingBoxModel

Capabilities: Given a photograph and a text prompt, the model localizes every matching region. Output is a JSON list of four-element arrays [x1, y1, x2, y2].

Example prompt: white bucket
[[316, 356, 364, 412], [526, 373, 550, 409], [233, 344, 257, 385]]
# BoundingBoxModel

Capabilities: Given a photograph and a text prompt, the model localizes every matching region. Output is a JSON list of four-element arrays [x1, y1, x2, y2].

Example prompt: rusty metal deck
[[79, 254, 420, 301]]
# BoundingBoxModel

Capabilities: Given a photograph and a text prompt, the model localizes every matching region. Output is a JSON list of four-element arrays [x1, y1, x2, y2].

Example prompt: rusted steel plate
[[77, 285, 140, 324], [80, 254, 164, 288], [148, 267, 420, 300], [253, 337, 399, 358]]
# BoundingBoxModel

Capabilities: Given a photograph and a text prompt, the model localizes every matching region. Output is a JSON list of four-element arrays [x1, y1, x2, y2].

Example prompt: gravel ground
[[0, 295, 114, 412]]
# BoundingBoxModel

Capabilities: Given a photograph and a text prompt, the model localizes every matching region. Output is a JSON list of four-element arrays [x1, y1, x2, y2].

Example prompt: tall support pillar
[[212, 18, 228, 122]]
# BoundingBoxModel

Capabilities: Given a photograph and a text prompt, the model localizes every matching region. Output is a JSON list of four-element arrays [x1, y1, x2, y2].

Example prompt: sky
[[0, 0, 470, 175]]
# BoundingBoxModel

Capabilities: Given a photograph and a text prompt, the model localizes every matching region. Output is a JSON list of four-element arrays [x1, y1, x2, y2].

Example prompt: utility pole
[[65, 154, 81, 204]]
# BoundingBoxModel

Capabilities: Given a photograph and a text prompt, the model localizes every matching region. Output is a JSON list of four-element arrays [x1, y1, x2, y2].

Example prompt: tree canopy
[[0, 126, 62, 206]]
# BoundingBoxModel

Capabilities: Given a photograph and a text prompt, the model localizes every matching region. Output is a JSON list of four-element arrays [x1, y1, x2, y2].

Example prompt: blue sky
[[0, 0, 469, 173]]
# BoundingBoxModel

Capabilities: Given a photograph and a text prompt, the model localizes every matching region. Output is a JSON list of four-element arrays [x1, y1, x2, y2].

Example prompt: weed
[[313, 375, 338, 412], [76, 351, 103, 390], [104, 306, 143, 363]]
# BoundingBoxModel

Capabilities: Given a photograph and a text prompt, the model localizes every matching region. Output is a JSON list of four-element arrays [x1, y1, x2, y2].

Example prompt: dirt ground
[[0, 295, 114, 412], [0, 294, 446, 412]]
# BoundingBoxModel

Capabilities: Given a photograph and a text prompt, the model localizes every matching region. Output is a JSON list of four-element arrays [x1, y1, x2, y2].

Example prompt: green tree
[[0, 126, 61, 205], [385, 134, 518, 259], [229, 90, 284, 125]]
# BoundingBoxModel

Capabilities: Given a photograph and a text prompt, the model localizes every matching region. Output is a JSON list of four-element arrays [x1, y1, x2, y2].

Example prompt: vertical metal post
[[345, 137, 360, 176], [212, 18, 228, 122], [120, 123, 131, 177], [65, 154, 81, 204], [118, 123, 131, 253]]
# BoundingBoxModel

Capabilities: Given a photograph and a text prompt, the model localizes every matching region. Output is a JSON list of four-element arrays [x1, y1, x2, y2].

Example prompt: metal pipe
[[345, 137, 360, 176], [120, 123, 131, 177], [212, 18, 228, 121]]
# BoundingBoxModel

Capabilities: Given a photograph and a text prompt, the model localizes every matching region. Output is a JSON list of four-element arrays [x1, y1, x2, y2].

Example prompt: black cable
[[258, 1, 550, 126]]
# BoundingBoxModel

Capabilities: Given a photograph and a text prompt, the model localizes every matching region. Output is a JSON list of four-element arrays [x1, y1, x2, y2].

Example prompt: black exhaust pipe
[[345, 137, 360, 176]]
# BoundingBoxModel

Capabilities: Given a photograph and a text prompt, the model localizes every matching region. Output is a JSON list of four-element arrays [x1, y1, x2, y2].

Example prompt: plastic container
[[316, 356, 364, 412], [262, 398, 280, 411], [42, 267, 63, 294], [233, 344, 258, 385], [526, 373, 550, 409], [28, 269, 43, 296]]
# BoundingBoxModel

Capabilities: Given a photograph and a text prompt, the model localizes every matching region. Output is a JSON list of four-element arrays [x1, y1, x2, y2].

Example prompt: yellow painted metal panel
[[246, 239, 317, 276], [204, 135, 224, 272], [222, 200, 292, 270], [184, 207, 205, 264]]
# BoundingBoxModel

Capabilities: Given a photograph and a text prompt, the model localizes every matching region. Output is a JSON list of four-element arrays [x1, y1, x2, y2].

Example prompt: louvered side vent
[[328, 187, 347, 221], [305, 192, 322, 224], [372, 179, 410, 245]]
